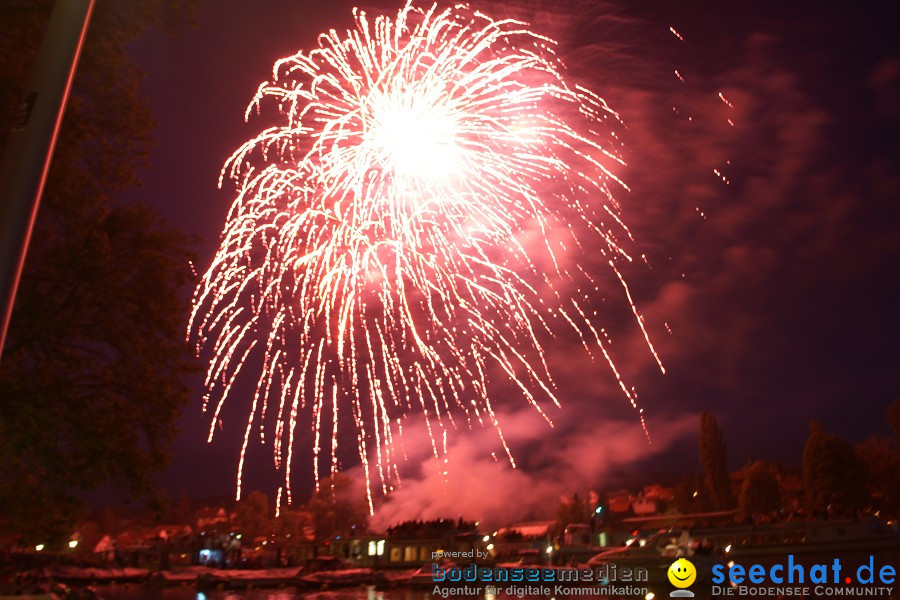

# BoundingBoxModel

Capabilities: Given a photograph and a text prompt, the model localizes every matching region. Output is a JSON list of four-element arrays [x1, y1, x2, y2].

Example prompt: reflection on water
[[94, 547, 900, 600], [92, 584, 668, 600], [93, 586, 642, 600], [97, 587, 453, 600]]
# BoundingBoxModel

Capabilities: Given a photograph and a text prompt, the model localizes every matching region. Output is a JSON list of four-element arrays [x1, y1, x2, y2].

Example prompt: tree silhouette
[[307, 473, 369, 539], [553, 492, 591, 539], [673, 474, 707, 513], [235, 491, 271, 540], [887, 399, 900, 441], [699, 411, 734, 510], [738, 461, 780, 520], [0, 0, 196, 543], [802, 421, 866, 515], [855, 436, 900, 516]]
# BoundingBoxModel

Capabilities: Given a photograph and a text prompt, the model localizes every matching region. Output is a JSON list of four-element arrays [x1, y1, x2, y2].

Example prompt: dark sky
[[122, 0, 899, 522]]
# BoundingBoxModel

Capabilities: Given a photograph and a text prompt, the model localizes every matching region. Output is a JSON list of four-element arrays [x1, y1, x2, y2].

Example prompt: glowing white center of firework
[[368, 98, 460, 181]]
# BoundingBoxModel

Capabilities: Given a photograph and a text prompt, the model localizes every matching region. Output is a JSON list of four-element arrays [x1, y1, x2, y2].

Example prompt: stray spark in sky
[[189, 1, 664, 509]]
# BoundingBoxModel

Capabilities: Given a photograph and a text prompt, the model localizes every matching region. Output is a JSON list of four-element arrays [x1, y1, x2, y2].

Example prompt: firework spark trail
[[189, 1, 664, 506]]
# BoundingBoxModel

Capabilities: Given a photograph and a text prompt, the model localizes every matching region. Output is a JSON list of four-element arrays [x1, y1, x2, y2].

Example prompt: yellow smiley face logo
[[667, 558, 696, 588]]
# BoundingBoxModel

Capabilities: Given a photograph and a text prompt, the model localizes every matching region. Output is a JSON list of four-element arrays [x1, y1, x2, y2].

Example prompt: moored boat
[[406, 560, 455, 587], [196, 567, 301, 589], [295, 556, 382, 588]]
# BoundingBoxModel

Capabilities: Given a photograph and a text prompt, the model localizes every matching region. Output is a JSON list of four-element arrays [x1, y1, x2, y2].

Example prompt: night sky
[[121, 0, 898, 524]]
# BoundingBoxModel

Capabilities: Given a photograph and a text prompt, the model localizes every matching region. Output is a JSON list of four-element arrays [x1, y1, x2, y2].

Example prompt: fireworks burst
[[190, 1, 664, 509]]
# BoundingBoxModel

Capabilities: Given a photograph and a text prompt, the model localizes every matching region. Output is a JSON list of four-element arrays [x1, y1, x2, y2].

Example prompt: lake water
[[92, 548, 900, 600], [95, 585, 651, 600], [97, 587, 501, 600]]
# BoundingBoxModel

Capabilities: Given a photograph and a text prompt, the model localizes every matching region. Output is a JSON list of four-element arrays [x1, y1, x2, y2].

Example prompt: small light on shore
[[35, 544, 44, 552], [68, 540, 78, 549]]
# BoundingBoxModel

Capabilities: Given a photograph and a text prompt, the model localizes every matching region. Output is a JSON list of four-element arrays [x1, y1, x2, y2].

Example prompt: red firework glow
[[189, 1, 664, 510]]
